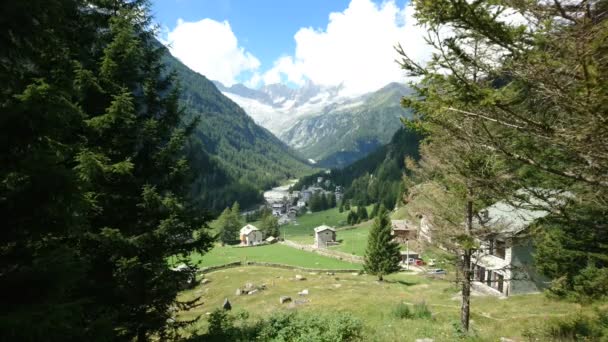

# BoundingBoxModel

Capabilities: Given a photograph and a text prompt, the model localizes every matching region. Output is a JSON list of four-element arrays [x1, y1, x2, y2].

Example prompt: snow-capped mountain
[[213, 80, 413, 168], [213, 80, 345, 135]]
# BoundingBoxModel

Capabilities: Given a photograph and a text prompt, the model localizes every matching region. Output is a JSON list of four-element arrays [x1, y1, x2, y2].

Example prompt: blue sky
[[153, 0, 429, 95]]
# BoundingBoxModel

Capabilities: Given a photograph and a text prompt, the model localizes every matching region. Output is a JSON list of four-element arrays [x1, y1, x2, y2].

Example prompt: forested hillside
[[294, 126, 421, 209], [163, 53, 314, 211]]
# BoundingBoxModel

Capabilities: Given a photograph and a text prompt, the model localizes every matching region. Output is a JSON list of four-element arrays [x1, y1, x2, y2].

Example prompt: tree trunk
[[378, 274, 383, 281], [461, 192, 474, 333], [461, 249, 471, 332]]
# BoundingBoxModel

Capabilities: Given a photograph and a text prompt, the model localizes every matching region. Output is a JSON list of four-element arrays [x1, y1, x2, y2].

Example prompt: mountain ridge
[[215, 80, 413, 168], [162, 51, 315, 211]]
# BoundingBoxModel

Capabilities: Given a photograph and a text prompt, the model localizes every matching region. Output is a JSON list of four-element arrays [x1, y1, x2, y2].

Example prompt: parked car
[[427, 268, 447, 275]]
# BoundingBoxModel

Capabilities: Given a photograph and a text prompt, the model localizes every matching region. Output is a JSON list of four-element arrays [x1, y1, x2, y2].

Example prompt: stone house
[[391, 220, 418, 242], [240, 224, 263, 246], [314, 225, 336, 248]]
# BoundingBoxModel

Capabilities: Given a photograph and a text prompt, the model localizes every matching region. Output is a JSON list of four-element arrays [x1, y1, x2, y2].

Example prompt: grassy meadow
[[188, 243, 361, 270], [178, 266, 593, 341]]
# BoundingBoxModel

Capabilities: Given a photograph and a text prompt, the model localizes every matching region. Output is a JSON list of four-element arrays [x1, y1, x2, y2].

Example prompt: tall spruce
[[217, 205, 241, 245], [72, 5, 214, 339], [0, 0, 97, 339], [364, 206, 401, 281], [261, 214, 280, 238]]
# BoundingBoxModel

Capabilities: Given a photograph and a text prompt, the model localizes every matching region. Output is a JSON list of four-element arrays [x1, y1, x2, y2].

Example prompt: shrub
[[392, 302, 413, 319], [522, 309, 608, 341], [194, 310, 363, 341], [392, 301, 432, 320]]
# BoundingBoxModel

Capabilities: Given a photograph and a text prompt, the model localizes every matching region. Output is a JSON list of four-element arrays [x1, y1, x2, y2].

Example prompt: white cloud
[[165, 18, 260, 86], [260, 0, 433, 96]]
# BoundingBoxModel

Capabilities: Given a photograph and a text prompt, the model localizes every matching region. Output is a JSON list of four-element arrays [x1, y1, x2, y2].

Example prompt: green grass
[[189, 243, 362, 270], [282, 205, 374, 244], [178, 266, 593, 341], [329, 223, 372, 256]]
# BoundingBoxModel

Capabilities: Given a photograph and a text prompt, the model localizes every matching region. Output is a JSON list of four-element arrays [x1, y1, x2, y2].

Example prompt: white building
[[239, 224, 263, 246], [314, 225, 336, 248], [471, 197, 554, 296]]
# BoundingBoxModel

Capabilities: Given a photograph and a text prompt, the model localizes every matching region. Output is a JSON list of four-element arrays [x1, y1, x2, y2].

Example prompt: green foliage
[[293, 127, 420, 211], [347, 210, 359, 225], [1, 1, 214, 340], [356, 205, 368, 222], [523, 308, 608, 341], [163, 51, 314, 213], [309, 192, 335, 212], [392, 301, 432, 320], [535, 200, 608, 301], [194, 310, 363, 342], [392, 302, 412, 319], [364, 206, 401, 280], [260, 214, 280, 238], [217, 203, 243, 244], [399, 0, 608, 304], [370, 202, 380, 218]]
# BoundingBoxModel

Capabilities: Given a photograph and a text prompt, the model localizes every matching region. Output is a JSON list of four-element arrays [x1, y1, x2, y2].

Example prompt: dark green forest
[[294, 126, 421, 210]]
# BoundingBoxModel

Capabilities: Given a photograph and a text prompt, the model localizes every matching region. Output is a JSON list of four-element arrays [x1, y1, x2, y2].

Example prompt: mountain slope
[[293, 126, 421, 209], [218, 81, 413, 168], [162, 53, 314, 211], [281, 83, 413, 167]]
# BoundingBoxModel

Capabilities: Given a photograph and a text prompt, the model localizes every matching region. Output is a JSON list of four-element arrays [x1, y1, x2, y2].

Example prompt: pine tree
[[218, 207, 240, 245], [364, 206, 401, 281], [344, 200, 351, 211], [261, 214, 280, 238], [370, 203, 380, 219], [357, 205, 368, 222], [72, 5, 214, 340], [338, 201, 344, 213], [328, 193, 336, 208]]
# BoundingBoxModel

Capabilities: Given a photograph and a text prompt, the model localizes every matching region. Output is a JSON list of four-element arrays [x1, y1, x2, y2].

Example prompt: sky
[[153, 0, 432, 96]]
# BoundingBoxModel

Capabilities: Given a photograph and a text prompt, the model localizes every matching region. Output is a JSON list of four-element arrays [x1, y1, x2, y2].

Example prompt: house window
[[497, 274, 504, 293], [495, 240, 506, 259], [477, 266, 486, 282]]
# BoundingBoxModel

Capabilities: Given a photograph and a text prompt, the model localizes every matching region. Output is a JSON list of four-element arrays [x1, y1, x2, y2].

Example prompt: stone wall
[[198, 261, 361, 274]]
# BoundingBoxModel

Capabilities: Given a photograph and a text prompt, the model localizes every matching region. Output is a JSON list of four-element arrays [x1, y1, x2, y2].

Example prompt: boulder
[[248, 289, 258, 295], [201, 278, 211, 284], [295, 275, 306, 281], [235, 288, 242, 296], [298, 289, 309, 296], [244, 282, 255, 291], [279, 296, 292, 304], [415, 339, 433, 342]]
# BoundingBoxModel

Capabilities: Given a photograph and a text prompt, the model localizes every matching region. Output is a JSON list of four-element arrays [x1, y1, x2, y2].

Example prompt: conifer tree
[[261, 214, 280, 238], [370, 202, 380, 219], [72, 4, 214, 340], [357, 205, 368, 222], [218, 207, 240, 245], [364, 206, 401, 281]]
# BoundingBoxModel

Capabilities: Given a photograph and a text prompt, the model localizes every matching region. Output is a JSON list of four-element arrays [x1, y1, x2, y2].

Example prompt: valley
[[5, 1, 607, 341], [215, 80, 413, 168]]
